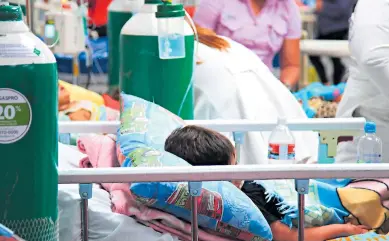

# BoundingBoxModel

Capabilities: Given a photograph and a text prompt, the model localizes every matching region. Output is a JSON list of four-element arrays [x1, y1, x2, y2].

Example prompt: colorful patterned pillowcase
[[257, 180, 344, 228], [125, 148, 273, 241], [117, 93, 273, 241], [328, 232, 389, 241], [117, 94, 185, 164]]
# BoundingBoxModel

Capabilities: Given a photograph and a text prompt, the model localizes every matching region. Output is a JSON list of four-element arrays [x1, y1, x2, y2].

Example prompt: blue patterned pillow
[[328, 232, 389, 241], [117, 93, 272, 241], [117, 94, 184, 163]]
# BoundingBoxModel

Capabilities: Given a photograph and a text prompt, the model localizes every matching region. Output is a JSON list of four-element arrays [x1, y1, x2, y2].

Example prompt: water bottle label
[[158, 34, 186, 60], [268, 143, 295, 160], [357, 154, 382, 164]]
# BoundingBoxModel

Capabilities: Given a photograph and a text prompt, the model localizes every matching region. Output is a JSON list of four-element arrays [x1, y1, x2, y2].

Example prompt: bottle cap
[[156, 3, 185, 18], [364, 121, 376, 134], [0, 3, 23, 21]]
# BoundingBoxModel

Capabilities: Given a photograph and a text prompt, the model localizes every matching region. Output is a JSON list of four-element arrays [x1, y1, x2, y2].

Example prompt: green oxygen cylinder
[[120, 0, 195, 120], [108, 0, 143, 93], [8, 0, 25, 15], [0, 3, 58, 241]]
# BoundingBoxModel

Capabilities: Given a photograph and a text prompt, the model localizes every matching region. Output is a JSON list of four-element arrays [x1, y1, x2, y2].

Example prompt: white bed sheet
[[58, 143, 179, 241]]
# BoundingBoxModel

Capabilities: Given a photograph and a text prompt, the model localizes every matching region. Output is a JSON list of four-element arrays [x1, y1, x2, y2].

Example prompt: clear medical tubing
[[0, 4, 59, 241]]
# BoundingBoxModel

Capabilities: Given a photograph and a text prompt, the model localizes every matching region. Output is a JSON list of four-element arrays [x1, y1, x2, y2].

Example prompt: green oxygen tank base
[[0, 63, 58, 241], [0, 4, 58, 240], [120, 35, 195, 120]]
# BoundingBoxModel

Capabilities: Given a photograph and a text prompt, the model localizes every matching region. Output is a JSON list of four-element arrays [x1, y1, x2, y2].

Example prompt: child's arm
[[271, 221, 368, 241]]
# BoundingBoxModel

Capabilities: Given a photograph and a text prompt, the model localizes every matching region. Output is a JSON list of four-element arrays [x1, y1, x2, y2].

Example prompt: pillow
[[102, 93, 120, 111], [59, 80, 105, 106], [117, 93, 273, 241], [328, 232, 389, 241], [117, 94, 185, 158]]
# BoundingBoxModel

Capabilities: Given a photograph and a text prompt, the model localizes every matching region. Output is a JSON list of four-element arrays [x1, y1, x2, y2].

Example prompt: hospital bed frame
[[299, 39, 350, 87], [58, 117, 370, 241]]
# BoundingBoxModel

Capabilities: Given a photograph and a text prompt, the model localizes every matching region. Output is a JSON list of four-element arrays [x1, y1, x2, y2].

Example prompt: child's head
[[165, 125, 236, 166]]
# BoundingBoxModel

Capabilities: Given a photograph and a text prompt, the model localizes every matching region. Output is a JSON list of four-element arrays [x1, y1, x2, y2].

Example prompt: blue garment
[[317, 0, 356, 35], [55, 37, 108, 74]]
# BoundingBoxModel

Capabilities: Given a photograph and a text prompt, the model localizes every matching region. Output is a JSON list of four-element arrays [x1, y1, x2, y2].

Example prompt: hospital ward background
[[1, 0, 389, 240]]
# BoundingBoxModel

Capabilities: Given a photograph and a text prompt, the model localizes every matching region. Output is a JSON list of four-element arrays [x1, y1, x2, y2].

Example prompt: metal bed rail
[[59, 164, 389, 241], [59, 164, 389, 184], [300, 40, 350, 58], [59, 117, 365, 133], [58, 118, 366, 241]]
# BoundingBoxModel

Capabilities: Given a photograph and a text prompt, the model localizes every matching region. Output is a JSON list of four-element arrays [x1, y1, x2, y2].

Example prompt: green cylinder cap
[[156, 3, 185, 18], [145, 0, 163, 4], [0, 3, 23, 21]]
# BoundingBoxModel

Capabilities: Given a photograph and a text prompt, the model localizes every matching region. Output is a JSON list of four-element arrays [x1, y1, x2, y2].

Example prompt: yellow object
[[59, 80, 105, 106], [318, 130, 362, 158], [73, 58, 80, 78], [62, 100, 102, 121], [308, 66, 319, 83], [338, 188, 389, 230]]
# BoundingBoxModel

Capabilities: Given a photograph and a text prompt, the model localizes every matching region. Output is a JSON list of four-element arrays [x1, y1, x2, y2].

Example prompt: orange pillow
[[102, 93, 120, 110]]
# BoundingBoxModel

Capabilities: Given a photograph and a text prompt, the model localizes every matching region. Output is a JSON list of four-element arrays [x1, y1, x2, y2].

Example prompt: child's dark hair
[[165, 125, 235, 166]]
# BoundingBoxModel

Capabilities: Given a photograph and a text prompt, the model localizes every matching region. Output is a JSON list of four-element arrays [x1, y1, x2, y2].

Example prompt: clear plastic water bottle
[[268, 117, 296, 164], [357, 122, 382, 164]]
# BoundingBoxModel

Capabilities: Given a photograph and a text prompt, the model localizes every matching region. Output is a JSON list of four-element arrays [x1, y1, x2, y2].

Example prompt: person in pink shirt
[[193, 0, 302, 89]]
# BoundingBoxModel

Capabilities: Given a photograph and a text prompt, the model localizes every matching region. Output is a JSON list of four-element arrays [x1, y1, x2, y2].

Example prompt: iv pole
[[25, 0, 34, 33]]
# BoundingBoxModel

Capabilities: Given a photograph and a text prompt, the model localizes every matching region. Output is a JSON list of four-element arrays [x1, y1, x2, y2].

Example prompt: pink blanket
[[77, 134, 235, 241]]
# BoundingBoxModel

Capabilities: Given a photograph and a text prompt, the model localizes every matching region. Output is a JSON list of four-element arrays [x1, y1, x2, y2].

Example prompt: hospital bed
[[57, 117, 372, 241], [299, 40, 350, 86], [57, 143, 181, 241], [300, 40, 350, 58]]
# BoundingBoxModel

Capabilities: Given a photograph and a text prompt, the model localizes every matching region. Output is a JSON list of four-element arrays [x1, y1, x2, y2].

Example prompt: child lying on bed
[[164, 125, 369, 241], [58, 83, 119, 121]]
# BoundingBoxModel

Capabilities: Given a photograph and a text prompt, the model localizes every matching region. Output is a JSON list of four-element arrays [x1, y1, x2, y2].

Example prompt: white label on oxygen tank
[[0, 43, 41, 58], [0, 89, 32, 144]]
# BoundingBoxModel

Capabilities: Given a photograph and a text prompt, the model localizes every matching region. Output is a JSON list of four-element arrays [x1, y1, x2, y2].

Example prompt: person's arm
[[280, 39, 300, 88], [271, 221, 368, 241], [280, 1, 302, 88], [350, 0, 389, 101], [193, 0, 224, 31]]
